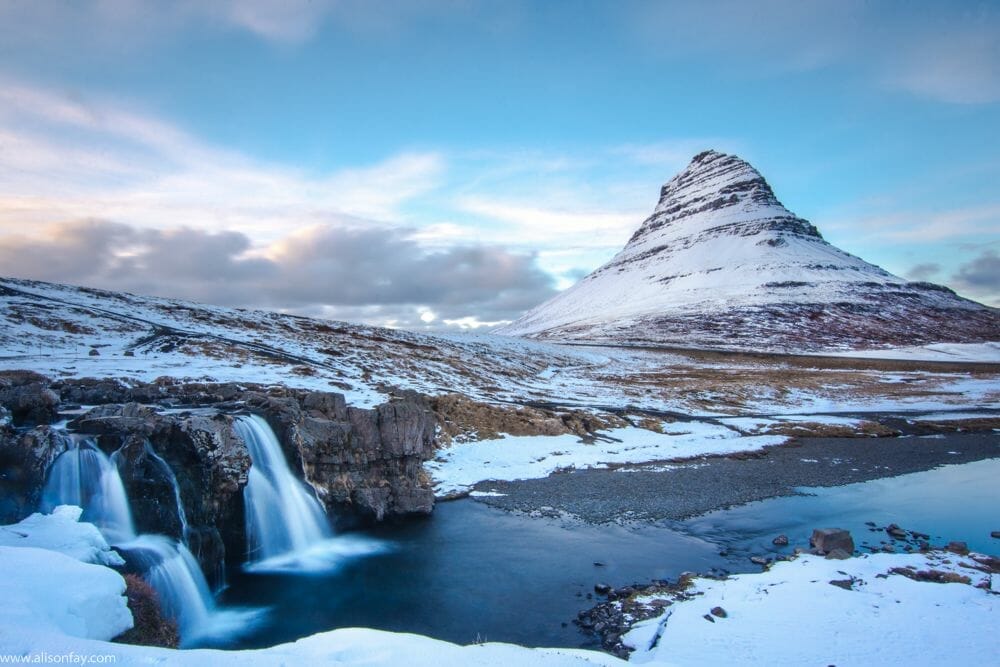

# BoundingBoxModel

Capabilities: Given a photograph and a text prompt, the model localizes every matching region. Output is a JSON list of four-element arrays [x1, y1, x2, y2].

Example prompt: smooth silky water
[[217, 454, 1000, 651]]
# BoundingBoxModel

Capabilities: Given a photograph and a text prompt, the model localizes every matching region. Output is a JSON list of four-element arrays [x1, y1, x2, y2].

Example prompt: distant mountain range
[[498, 150, 1000, 351]]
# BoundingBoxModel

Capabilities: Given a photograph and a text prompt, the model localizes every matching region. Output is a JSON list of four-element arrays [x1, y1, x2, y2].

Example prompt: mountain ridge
[[497, 150, 999, 351]]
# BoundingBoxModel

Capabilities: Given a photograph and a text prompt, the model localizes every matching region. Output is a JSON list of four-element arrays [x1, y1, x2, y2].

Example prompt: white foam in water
[[236, 414, 389, 573], [242, 534, 391, 574]]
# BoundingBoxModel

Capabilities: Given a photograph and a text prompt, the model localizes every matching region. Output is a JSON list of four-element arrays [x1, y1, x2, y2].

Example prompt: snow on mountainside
[[498, 150, 1000, 352]]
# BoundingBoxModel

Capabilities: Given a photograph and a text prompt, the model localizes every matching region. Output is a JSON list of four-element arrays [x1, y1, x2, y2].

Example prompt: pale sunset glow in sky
[[1, 0, 998, 328]]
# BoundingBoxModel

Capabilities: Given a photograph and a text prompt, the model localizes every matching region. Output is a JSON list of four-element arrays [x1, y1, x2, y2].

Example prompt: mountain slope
[[498, 150, 1000, 351]]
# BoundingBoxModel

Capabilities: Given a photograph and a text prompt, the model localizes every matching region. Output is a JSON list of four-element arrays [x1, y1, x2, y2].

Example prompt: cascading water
[[42, 432, 263, 646], [42, 437, 136, 544], [234, 415, 333, 568], [141, 442, 190, 541], [233, 414, 387, 573]]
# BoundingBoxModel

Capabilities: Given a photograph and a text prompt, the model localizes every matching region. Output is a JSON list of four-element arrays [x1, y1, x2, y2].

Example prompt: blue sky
[[0, 0, 998, 327]]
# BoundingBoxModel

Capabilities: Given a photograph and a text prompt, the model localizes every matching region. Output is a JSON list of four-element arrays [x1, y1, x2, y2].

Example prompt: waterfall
[[42, 437, 136, 544], [233, 414, 387, 573], [41, 433, 263, 646], [141, 442, 190, 541], [121, 535, 211, 637], [234, 415, 332, 566]]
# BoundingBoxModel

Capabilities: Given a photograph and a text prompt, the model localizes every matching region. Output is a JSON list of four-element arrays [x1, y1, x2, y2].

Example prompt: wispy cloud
[[0, 78, 445, 241], [847, 204, 1000, 244], [624, 0, 1000, 105]]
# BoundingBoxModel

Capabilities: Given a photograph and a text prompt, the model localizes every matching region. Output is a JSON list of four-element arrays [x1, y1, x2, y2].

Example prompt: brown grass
[[113, 574, 180, 648]]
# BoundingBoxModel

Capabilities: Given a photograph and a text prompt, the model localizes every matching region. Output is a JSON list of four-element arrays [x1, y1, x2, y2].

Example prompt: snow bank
[[426, 425, 786, 496], [0, 505, 124, 566], [625, 551, 999, 666], [0, 546, 132, 641]]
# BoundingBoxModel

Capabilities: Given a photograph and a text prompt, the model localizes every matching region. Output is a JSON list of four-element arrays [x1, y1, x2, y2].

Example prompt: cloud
[[952, 250, 1000, 306], [885, 25, 1000, 104], [0, 220, 555, 328], [854, 204, 1000, 243], [0, 78, 445, 240], [624, 0, 1000, 105], [905, 262, 941, 282], [201, 0, 337, 43]]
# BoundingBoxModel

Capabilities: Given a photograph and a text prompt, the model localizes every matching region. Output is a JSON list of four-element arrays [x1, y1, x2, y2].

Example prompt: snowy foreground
[[2, 511, 997, 666]]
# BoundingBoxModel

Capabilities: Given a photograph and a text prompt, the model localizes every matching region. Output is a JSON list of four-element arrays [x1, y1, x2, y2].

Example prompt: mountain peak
[[499, 152, 1000, 351], [630, 150, 820, 246]]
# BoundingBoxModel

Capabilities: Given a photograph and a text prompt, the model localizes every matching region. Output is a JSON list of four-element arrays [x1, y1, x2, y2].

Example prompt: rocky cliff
[[0, 372, 436, 580]]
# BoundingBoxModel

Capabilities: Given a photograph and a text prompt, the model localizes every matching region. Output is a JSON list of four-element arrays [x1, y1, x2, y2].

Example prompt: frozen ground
[[625, 551, 999, 666], [2, 277, 997, 416]]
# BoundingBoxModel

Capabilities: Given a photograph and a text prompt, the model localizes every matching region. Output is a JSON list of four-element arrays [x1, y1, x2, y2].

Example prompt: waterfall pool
[[213, 455, 1000, 651]]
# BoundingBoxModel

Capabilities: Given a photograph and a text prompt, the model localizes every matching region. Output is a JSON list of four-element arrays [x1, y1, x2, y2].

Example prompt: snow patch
[[0, 505, 124, 567], [427, 425, 786, 496]]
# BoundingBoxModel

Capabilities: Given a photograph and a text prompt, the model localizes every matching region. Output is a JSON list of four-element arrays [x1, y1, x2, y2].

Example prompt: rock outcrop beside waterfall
[[245, 389, 436, 522], [0, 372, 437, 579]]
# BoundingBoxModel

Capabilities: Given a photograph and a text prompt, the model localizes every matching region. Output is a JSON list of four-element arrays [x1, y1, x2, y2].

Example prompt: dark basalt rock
[[245, 388, 436, 523], [0, 425, 71, 523], [0, 371, 60, 426], [0, 374, 438, 582]]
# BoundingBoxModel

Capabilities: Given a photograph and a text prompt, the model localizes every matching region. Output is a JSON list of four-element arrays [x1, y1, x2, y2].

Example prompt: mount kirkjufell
[[499, 150, 1000, 352]]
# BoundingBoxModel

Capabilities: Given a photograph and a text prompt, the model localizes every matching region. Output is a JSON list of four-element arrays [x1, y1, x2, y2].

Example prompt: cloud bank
[[0, 220, 555, 329]]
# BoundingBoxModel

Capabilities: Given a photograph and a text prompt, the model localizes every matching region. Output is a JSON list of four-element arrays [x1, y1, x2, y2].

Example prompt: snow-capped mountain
[[498, 150, 1000, 351]]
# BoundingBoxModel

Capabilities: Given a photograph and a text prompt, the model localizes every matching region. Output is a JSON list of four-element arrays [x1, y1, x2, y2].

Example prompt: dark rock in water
[[810, 528, 855, 555], [594, 583, 612, 595], [750, 555, 769, 566], [885, 523, 908, 539], [990, 531, 1000, 539], [945, 541, 969, 555], [772, 534, 789, 546]]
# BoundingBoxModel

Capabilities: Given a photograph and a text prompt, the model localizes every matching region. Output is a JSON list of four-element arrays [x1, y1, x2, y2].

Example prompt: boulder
[[0, 371, 60, 426], [810, 528, 855, 555]]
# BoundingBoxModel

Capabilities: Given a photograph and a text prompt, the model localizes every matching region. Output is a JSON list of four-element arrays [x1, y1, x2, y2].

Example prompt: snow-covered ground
[[426, 424, 788, 497], [822, 342, 1000, 364], [625, 551, 999, 666], [2, 276, 997, 417], [3, 510, 996, 666]]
